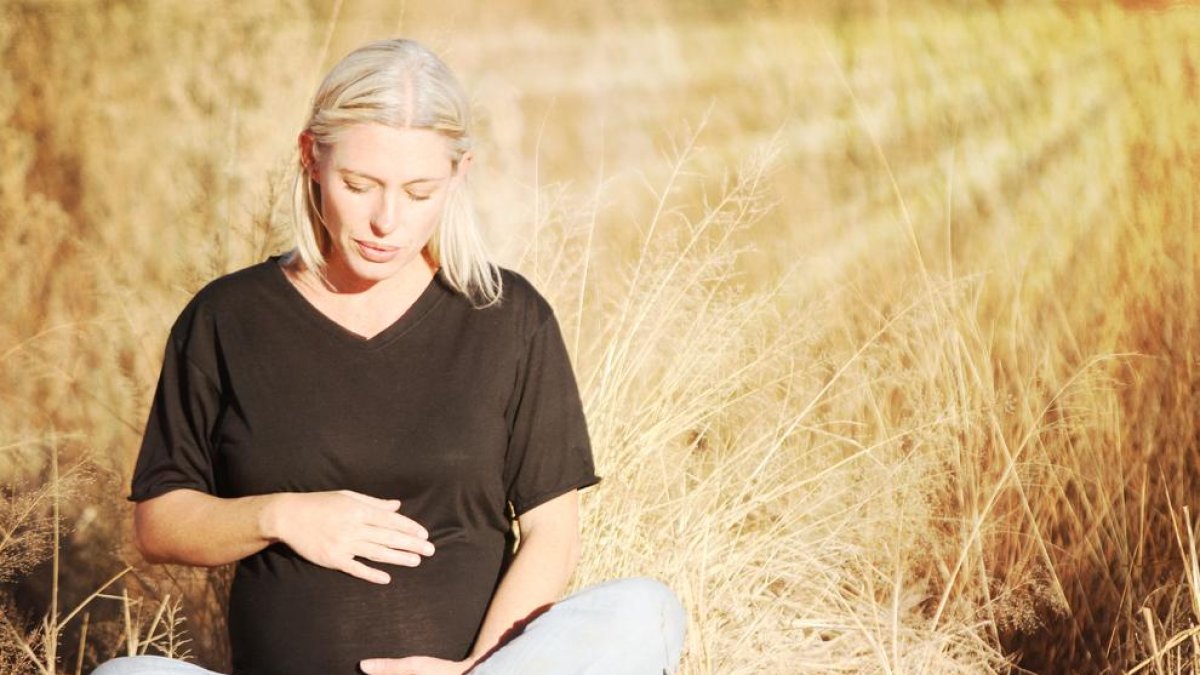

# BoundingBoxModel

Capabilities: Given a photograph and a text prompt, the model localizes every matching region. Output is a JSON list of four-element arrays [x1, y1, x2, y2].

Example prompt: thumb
[[360, 657, 411, 674]]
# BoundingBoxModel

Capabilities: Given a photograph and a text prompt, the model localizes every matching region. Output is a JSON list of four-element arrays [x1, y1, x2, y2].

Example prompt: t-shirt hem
[[511, 474, 602, 518]]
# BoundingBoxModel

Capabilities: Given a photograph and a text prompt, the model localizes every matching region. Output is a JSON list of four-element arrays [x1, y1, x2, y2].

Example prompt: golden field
[[1, 0, 1198, 673]]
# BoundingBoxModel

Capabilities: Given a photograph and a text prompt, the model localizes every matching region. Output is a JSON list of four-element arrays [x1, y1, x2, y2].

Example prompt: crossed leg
[[90, 576, 686, 675]]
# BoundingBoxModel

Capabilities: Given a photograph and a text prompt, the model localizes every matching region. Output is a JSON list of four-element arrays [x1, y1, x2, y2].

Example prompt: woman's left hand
[[359, 656, 474, 675]]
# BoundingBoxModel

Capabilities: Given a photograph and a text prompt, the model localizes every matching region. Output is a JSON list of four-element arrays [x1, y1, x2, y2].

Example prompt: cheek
[[418, 197, 450, 232], [322, 192, 366, 229]]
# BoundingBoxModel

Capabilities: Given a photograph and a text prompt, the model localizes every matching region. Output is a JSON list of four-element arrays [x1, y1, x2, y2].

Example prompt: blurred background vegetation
[[1, 0, 1198, 673]]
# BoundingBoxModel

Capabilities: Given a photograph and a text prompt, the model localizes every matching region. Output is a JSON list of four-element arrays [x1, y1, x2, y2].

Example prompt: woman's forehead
[[325, 122, 453, 179]]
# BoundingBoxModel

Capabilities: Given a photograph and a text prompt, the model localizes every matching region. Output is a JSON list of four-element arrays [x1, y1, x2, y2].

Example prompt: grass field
[[1, 1, 1198, 672]]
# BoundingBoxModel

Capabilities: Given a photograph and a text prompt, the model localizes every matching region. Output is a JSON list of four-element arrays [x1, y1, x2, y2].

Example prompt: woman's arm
[[359, 489, 581, 675], [133, 488, 279, 565], [133, 488, 434, 583], [465, 489, 582, 664]]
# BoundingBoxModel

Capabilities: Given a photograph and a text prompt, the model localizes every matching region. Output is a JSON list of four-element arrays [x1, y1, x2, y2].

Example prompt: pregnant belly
[[228, 534, 505, 675]]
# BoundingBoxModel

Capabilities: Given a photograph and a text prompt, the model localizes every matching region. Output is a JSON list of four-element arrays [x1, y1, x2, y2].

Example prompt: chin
[[350, 260, 399, 281]]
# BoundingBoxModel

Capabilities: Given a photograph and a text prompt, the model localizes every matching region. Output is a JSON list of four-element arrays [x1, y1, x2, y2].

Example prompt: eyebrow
[[338, 169, 445, 186]]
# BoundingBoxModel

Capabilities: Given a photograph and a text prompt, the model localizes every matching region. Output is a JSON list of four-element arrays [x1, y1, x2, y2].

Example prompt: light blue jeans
[[92, 576, 686, 675]]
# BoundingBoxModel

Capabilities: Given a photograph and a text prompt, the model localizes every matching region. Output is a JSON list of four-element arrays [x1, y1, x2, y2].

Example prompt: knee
[[91, 657, 141, 675], [619, 576, 685, 617], [90, 655, 208, 675], [601, 576, 687, 643]]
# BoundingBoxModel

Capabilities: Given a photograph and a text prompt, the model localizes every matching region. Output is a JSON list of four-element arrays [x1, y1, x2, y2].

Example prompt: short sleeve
[[128, 332, 223, 502], [503, 312, 601, 518]]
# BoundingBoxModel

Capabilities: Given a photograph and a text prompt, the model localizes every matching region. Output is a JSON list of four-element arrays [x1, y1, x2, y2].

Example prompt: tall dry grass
[[1, 1, 1198, 673]]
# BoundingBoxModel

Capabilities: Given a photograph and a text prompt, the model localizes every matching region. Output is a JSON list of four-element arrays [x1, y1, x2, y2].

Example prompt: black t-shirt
[[129, 253, 601, 675]]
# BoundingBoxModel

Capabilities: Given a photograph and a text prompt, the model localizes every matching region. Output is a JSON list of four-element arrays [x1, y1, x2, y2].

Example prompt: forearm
[[133, 488, 283, 567], [466, 530, 580, 664]]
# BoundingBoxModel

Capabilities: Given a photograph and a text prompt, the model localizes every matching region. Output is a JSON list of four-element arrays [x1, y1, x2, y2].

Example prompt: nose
[[370, 191, 400, 236]]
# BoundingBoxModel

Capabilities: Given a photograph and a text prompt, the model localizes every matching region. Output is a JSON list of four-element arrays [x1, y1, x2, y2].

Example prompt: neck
[[289, 248, 437, 300]]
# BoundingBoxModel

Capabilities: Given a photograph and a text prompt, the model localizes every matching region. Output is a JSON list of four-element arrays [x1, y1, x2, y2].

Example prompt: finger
[[354, 542, 422, 567], [341, 557, 391, 585], [360, 658, 413, 675], [365, 509, 431, 540], [364, 526, 436, 557], [338, 490, 402, 511]]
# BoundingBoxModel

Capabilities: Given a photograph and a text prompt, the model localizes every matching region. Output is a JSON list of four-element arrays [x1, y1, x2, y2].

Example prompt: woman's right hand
[[267, 490, 435, 584]]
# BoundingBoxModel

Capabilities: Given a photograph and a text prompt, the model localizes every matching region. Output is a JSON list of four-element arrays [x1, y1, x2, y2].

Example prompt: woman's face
[[301, 122, 468, 290]]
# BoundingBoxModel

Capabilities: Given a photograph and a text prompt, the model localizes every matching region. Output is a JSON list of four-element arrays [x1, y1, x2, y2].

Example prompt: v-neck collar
[[267, 253, 449, 350]]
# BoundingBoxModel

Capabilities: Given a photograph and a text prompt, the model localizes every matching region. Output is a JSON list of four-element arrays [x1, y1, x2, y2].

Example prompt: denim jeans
[[91, 576, 686, 675]]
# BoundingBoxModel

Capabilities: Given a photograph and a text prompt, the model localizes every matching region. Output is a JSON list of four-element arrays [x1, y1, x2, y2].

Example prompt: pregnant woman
[[93, 38, 686, 675]]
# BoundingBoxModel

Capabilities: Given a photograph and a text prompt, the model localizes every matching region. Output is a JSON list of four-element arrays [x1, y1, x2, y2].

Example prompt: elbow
[[564, 530, 582, 573], [549, 527, 582, 578], [516, 525, 581, 577], [132, 501, 171, 564]]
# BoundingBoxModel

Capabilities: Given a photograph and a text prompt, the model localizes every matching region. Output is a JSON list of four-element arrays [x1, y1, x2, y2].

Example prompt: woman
[[94, 38, 685, 675]]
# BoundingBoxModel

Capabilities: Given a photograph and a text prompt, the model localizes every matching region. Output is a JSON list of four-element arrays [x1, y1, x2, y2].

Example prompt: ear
[[452, 150, 474, 183], [298, 131, 319, 183]]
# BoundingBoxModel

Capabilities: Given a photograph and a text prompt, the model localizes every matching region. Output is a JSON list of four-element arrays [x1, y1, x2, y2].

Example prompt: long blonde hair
[[290, 38, 502, 308]]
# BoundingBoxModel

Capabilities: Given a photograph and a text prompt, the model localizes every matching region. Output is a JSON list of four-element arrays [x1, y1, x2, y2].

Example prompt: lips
[[355, 239, 402, 263], [356, 240, 398, 252]]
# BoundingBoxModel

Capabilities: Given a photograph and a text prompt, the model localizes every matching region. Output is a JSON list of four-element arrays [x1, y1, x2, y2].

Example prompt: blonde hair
[[290, 38, 502, 308]]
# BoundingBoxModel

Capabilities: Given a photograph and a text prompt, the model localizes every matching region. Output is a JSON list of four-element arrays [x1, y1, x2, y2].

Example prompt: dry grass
[[1, 0, 1197, 673]]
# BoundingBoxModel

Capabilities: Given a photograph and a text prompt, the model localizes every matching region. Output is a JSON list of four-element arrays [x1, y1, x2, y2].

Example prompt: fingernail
[[360, 660, 378, 674]]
